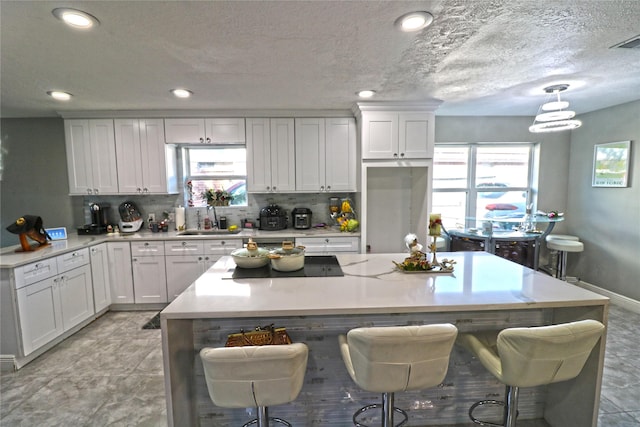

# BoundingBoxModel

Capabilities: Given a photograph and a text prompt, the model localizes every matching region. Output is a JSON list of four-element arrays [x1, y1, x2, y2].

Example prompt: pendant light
[[529, 84, 582, 133]]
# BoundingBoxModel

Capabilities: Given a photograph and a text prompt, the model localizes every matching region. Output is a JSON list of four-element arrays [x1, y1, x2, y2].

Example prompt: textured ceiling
[[1, 0, 639, 118]]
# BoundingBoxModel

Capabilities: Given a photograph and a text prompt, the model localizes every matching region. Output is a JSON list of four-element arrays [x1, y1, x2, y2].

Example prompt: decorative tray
[[392, 253, 456, 274], [394, 266, 454, 274]]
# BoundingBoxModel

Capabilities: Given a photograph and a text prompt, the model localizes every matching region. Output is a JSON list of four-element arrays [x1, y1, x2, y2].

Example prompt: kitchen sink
[[178, 229, 242, 236]]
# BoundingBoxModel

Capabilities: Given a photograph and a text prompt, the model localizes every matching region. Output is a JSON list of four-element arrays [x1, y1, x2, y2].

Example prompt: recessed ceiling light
[[357, 90, 376, 98], [395, 11, 433, 32], [52, 8, 99, 29], [171, 89, 193, 99], [47, 91, 73, 101]]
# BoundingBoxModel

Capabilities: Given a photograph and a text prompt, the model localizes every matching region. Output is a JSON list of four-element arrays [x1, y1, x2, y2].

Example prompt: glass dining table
[[442, 215, 565, 270]]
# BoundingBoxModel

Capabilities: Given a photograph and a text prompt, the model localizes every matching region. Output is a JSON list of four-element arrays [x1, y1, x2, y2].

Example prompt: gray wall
[[0, 118, 79, 247], [567, 100, 640, 300]]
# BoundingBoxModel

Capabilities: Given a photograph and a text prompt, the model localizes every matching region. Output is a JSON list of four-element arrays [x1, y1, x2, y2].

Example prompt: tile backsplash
[[81, 192, 355, 230]]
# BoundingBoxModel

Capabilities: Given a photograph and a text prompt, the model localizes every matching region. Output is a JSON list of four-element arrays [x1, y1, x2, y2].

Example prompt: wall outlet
[[148, 213, 156, 222]]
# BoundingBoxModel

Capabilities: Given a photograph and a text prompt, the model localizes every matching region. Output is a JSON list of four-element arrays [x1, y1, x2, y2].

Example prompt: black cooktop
[[230, 255, 344, 279]]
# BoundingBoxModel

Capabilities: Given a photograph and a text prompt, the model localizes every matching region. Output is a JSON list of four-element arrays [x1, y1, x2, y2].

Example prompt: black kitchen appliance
[[291, 207, 312, 229], [78, 202, 111, 235], [259, 204, 288, 231]]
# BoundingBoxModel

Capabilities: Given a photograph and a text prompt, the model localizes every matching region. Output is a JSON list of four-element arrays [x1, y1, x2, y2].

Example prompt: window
[[184, 147, 247, 207], [432, 143, 536, 230]]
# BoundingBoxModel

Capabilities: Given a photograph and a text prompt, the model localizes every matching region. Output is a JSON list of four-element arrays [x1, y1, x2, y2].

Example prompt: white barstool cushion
[[457, 320, 604, 388], [546, 234, 580, 242], [547, 239, 584, 253], [339, 324, 458, 393], [200, 343, 308, 408]]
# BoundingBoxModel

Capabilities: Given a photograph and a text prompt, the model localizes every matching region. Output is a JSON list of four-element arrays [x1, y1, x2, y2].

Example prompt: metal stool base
[[469, 385, 520, 427], [242, 417, 291, 427], [353, 403, 408, 427]]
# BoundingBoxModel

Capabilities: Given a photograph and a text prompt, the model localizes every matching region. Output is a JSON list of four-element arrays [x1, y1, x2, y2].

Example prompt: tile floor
[[1, 305, 639, 426]]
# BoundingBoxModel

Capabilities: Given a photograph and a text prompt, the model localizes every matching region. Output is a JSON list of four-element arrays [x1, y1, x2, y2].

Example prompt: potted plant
[[203, 188, 233, 206]]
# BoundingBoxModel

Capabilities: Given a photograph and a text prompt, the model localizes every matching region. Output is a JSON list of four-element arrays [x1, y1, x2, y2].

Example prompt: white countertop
[[162, 252, 609, 319], [0, 227, 359, 268]]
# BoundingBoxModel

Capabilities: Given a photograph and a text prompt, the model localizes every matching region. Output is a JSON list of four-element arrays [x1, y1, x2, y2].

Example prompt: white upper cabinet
[[246, 118, 295, 193], [295, 118, 356, 192], [114, 119, 177, 194], [360, 111, 435, 160], [164, 118, 245, 144], [65, 119, 119, 195]]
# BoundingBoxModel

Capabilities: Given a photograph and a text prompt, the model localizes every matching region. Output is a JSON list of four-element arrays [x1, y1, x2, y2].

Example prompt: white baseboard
[[575, 280, 640, 314], [0, 355, 16, 373]]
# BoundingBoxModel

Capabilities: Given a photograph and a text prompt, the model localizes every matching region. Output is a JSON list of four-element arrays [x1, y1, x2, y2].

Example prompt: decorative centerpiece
[[204, 188, 233, 206], [428, 213, 442, 266], [393, 231, 455, 273]]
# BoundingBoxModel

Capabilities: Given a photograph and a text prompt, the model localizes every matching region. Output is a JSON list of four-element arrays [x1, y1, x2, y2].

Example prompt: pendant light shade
[[529, 84, 582, 133]]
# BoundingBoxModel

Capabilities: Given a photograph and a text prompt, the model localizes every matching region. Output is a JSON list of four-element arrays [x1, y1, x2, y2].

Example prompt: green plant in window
[[203, 188, 233, 206]]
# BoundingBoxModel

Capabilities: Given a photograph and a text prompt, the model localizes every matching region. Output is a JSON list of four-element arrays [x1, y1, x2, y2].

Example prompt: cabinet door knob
[[182, 241, 187, 246], [221, 241, 226, 245], [144, 242, 149, 246], [199, 137, 204, 143], [87, 188, 93, 194], [272, 186, 276, 191], [325, 238, 329, 243], [400, 153, 405, 157], [143, 188, 148, 193], [206, 137, 211, 143], [198, 256, 203, 261], [326, 186, 331, 191], [320, 186, 325, 191], [94, 188, 99, 194]]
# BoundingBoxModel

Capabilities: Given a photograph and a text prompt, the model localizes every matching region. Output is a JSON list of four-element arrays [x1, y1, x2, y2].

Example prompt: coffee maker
[[78, 202, 111, 234]]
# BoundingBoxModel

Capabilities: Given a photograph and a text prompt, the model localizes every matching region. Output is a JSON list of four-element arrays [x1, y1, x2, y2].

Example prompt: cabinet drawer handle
[[182, 241, 187, 246]]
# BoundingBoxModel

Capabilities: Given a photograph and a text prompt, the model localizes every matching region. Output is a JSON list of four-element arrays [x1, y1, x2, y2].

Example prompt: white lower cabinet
[[15, 249, 94, 357], [107, 242, 134, 304], [16, 276, 63, 356], [295, 236, 360, 254], [131, 241, 167, 303], [90, 243, 112, 312], [165, 239, 241, 301]]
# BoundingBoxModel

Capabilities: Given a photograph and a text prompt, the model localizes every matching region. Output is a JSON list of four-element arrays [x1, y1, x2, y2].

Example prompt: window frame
[[433, 142, 538, 229], [182, 145, 248, 207]]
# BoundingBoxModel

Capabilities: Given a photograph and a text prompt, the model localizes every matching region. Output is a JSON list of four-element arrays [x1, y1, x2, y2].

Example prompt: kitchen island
[[161, 251, 609, 427]]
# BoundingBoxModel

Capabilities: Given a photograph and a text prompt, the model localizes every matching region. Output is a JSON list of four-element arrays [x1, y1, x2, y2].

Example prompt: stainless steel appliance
[[292, 207, 312, 229], [118, 201, 144, 233], [258, 204, 288, 231]]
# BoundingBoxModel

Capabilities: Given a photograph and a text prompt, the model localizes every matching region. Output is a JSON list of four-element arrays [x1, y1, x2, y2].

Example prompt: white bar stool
[[339, 324, 458, 427], [457, 320, 604, 427], [200, 343, 308, 427], [546, 238, 584, 281], [544, 234, 580, 278]]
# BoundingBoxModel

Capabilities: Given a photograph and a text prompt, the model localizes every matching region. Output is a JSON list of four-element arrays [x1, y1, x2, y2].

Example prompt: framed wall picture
[[592, 141, 631, 187]]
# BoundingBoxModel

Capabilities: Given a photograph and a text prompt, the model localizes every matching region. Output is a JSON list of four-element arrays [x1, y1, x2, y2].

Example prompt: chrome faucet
[[208, 205, 218, 229]]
